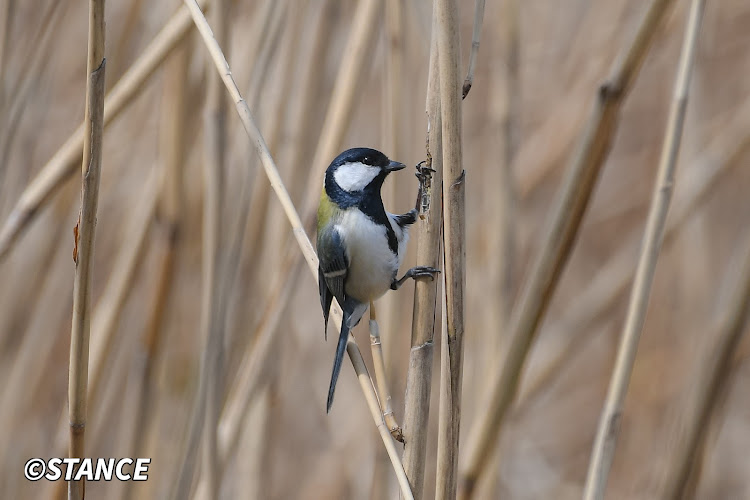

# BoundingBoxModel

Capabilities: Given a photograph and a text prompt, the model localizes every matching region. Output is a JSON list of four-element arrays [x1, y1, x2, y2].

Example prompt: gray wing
[[317, 227, 348, 338]]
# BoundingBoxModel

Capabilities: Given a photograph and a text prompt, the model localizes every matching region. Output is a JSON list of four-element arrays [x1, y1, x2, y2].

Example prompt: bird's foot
[[391, 266, 441, 290]]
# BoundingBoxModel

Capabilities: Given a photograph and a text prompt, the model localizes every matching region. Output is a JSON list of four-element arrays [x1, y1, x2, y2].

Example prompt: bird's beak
[[386, 160, 406, 172]]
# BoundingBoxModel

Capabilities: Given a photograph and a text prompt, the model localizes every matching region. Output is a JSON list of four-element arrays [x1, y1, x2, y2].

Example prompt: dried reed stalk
[[457, 1, 677, 496], [182, 2, 414, 497], [0, 0, 209, 260], [67, 1, 105, 498], [658, 230, 750, 499], [434, 0, 465, 497], [369, 303, 403, 441], [583, 2, 706, 497], [461, 0, 485, 99], [401, 8, 443, 498]]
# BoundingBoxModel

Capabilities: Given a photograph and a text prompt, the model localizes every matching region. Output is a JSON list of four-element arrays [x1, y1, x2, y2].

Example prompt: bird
[[317, 147, 439, 412]]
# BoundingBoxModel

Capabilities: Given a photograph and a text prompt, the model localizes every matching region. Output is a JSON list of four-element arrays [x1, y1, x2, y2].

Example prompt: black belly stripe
[[325, 172, 400, 256]]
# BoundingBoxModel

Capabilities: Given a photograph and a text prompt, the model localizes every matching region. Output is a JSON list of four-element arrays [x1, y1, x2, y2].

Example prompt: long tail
[[326, 317, 351, 413]]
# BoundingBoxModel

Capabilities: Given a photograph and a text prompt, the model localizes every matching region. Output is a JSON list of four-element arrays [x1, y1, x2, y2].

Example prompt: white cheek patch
[[334, 162, 380, 192]]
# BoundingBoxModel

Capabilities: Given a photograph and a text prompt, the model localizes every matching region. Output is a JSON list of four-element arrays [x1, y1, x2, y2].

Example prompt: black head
[[324, 148, 405, 199]]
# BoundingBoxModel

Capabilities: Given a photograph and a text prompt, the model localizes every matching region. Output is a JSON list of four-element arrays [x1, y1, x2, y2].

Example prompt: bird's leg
[[391, 266, 440, 290], [367, 302, 404, 442], [414, 160, 436, 214]]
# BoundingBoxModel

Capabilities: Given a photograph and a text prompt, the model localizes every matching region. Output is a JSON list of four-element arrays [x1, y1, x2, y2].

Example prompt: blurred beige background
[[0, 0, 748, 498]]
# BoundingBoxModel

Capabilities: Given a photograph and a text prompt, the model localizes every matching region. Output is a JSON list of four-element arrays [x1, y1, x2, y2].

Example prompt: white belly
[[336, 210, 408, 303]]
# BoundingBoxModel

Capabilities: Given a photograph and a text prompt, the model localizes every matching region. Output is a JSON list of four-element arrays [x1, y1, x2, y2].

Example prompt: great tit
[[317, 147, 439, 412]]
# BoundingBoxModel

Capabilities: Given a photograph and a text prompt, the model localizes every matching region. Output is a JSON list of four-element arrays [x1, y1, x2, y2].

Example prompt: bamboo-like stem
[[369, 302, 403, 441], [67, 0, 105, 498], [435, 0, 464, 497], [458, 1, 678, 497], [658, 230, 750, 499], [461, 0, 485, 99], [401, 7, 443, 498], [182, 2, 414, 497], [583, 2, 705, 498], [0, 0, 210, 260]]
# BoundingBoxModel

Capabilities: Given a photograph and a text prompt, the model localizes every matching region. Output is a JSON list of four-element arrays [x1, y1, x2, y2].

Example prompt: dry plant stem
[[183, 2, 414, 497], [583, 2, 705, 497], [67, 1, 105, 498], [462, 0, 485, 98], [369, 302, 403, 441], [658, 231, 750, 499], [435, 0, 465, 498], [458, 1, 677, 497], [302, 0, 381, 219], [401, 10, 443, 498], [0, 0, 209, 260]]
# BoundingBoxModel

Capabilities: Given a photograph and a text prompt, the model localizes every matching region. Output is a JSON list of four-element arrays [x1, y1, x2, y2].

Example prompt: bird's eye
[[363, 157, 370, 164]]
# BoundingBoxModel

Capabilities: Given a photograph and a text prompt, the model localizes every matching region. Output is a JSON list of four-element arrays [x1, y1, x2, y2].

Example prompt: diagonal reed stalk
[[657, 229, 750, 499], [434, 0, 465, 497], [458, 1, 677, 497], [401, 7, 443, 497], [0, 0, 209, 260], [368, 303, 403, 441], [67, 0, 105, 498], [182, 1, 414, 498], [583, 1, 706, 497]]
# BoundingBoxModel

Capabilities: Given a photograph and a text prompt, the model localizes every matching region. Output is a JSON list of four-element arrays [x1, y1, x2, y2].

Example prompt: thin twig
[[67, 0, 105, 497], [182, 2, 414, 498], [369, 303, 404, 442], [435, 0, 465, 497], [458, 1, 678, 497], [0, 0, 210, 260], [462, 0, 485, 99], [583, 2, 706, 497]]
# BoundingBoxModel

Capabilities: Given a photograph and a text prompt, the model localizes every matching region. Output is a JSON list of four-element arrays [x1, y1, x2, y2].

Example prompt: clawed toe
[[411, 266, 440, 280]]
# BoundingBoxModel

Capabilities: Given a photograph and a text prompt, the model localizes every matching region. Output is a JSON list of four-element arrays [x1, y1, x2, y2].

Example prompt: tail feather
[[326, 319, 351, 413]]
